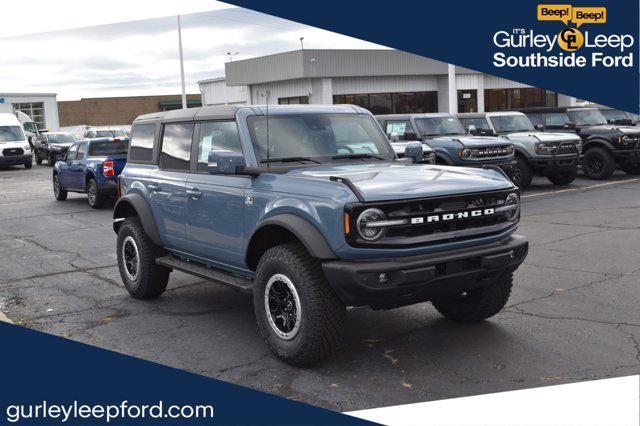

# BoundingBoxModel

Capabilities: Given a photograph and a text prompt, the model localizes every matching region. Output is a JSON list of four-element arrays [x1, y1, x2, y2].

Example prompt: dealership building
[[0, 93, 60, 130], [198, 49, 581, 114]]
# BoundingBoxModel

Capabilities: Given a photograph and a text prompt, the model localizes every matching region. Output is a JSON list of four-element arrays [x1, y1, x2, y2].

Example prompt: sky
[[0, 2, 385, 101]]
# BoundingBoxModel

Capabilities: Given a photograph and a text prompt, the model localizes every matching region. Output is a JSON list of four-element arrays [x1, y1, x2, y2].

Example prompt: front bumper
[[528, 154, 579, 175], [0, 154, 31, 166], [612, 144, 640, 163], [322, 234, 528, 309]]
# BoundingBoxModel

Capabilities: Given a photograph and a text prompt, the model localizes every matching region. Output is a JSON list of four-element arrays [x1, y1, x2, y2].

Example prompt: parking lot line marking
[[523, 177, 640, 199]]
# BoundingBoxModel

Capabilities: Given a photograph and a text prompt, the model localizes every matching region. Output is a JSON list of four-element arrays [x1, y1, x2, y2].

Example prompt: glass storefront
[[333, 91, 437, 114], [485, 88, 557, 111]]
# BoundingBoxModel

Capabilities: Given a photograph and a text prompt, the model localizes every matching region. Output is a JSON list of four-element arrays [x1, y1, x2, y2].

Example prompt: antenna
[[265, 90, 270, 168]]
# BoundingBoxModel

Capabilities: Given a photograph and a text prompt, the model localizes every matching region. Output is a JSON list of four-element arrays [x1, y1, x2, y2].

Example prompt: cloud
[[0, 7, 386, 100]]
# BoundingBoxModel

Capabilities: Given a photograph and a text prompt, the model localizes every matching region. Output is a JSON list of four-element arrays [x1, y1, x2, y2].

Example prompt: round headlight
[[357, 208, 387, 241], [23, 145, 31, 151], [504, 193, 520, 222], [462, 148, 472, 159]]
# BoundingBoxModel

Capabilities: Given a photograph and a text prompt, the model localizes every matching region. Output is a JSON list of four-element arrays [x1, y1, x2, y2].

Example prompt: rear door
[[185, 121, 248, 269], [147, 122, 193, 251]]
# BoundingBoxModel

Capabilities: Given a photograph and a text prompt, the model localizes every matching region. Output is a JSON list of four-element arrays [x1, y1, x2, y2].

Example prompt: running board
[[156, 256, 254, 294]]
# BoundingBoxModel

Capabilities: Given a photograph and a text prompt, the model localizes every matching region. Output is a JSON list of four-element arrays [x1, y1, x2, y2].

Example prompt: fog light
[[378, 273, 390, 285]]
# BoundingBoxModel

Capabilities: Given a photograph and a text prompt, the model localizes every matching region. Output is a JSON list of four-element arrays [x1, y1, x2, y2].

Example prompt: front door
[[59, 143, 79, 189], [148, 122, 194, 251], [185, 121, 248, 270]]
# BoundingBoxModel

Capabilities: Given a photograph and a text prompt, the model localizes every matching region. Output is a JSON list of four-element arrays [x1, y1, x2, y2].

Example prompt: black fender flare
[[514, 147, 532, 160], [113, 193, 163, 246], [582, 138, 614, 152], [435, 151, 454, 165], [247, 214, 337, 264]]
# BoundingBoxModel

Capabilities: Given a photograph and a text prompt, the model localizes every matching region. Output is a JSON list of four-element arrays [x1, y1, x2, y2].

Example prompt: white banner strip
[[347, 375, 640, 426]]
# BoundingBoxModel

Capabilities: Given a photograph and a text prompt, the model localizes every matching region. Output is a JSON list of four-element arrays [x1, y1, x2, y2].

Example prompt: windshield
[[88, 140, 129, 156], [47, 133, 76, 144], [247, 114, 394, 163], [600, 109, 629, 121], [414, 116, 465, 136], [568, 109, 607, 126], [460, 117, 491, 132], [95, 130, 124, 138], [0, 126, 25, 142], [490, 115, 534, 133]]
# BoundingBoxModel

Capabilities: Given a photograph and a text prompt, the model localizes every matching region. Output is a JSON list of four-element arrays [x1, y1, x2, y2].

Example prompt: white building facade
[[199, 50, 579, 114], [0, 93, 59, 130]]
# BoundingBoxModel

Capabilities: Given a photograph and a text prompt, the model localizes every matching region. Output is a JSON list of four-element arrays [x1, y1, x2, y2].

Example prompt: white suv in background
[[0, 113, 33, 169]]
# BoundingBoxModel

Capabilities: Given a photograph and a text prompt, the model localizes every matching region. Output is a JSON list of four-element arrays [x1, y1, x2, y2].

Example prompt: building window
[[278, 96, 309, 105], [485, 88, 557, 111], [457, 90, 478, 113], [333, 92, 437, 114], [158, 99, 202, 111], [12, 102, 45, 129]]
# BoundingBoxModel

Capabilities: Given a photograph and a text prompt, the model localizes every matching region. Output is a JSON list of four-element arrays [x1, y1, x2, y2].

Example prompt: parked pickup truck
[[459, 112, 581, 189], [113, 105, 528, 365], [53, 138, 129, 208], [520, 107, 640, 179], [376, 113, 519, 185]]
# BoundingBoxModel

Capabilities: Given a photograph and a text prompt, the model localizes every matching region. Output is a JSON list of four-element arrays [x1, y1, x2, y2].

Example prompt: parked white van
[[0, 113, 32, 169]]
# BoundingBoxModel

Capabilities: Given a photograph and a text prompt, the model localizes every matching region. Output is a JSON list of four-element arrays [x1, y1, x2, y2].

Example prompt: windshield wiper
[[259, 156, 321, 164], [331, 153, 385, 161]]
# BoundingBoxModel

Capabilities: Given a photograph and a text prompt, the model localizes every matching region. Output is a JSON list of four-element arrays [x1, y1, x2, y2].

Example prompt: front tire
[[117, 217, 170, 299], [432, 272, 513, 322], [512, 156, 533, 189], [254, 243, 346, 366], [36, 156, 43, 165], [582, 147, 615, 180], [24, 158, 32, 169], [87, 178, 104, 209], [53, 174, 67, 201], [547, 167, 577, 186], [48, 153, 56, 166]]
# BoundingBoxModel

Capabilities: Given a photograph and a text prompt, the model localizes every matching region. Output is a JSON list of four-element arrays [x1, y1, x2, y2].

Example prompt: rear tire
[[432, 272, 513, 322], [621, 162, 640, 175], [48, 153, 56, 166], [582, 147, 615, 180], [117, 217, 170, 299], [36, 156, 43, 165], [254, 243, 346, 366], [87, 178, 104, 209], [53, 174, 67, 201], [547, 167, 577, 186], [512, 156, 533, 189]]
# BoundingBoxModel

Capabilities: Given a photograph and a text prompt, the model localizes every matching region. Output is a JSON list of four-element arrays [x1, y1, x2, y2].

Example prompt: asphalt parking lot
[[1, 162, 639, 412]]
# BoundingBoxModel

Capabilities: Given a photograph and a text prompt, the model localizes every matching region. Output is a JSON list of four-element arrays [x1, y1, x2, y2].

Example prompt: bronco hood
[[505, 132, 581, 143], [287, 163, 514, 202], [428, 135, 512, 148]]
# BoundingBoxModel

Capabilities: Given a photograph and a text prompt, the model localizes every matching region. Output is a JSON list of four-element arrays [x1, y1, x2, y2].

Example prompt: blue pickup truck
[[53, 138, 129, 208], [113, 105, 528, 365]]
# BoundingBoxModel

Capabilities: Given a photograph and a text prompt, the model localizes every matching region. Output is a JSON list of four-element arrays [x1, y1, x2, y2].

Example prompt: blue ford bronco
[[113, 105, 528, 365]]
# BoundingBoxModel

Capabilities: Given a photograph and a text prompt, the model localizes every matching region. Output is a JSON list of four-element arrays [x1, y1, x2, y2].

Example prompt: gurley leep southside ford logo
[[492, 4, 635, 68]]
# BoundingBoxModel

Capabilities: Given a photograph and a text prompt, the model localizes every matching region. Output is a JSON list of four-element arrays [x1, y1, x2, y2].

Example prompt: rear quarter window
[[128, 123, 156, 163]]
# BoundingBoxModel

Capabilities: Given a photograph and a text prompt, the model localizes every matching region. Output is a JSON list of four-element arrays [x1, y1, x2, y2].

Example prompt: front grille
[[469, 146, 513, 159], [3, 148, 24, 156], [556, 143, 578, 155], [346, 189, 517, 248]]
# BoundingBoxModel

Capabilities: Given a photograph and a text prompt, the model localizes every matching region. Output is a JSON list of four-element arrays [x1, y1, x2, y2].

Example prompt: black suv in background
[[520, 107, 640, 179]]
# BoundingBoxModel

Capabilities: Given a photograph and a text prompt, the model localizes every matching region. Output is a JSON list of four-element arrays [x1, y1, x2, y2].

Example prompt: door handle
[[147, 183, 160, 191], [186, 187, 202, 199]]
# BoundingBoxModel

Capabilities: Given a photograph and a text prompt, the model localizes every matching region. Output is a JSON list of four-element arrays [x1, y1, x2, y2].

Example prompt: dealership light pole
[[177, 15, 187, 109]]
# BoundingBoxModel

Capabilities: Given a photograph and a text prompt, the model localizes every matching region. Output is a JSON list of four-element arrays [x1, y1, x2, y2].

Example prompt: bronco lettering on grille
[[410, 208, 495, 224]]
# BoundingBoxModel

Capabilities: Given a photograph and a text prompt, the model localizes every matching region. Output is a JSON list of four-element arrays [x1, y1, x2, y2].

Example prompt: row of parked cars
[[44, 103, 638, 365]]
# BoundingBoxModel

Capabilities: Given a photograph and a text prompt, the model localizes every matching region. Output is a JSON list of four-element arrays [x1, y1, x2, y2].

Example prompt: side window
[[129, 123, 156, 163], [77, 143, 88, 160], [160, 123, 194, 171], [197, 121, 241, 173], [545, 113, 570, 127], [385, 120, 412, 140], [66, 144, 79, 161], [527, 113, 542, 126]]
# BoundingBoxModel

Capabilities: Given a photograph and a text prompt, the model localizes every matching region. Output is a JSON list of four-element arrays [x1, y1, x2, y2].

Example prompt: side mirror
[[535, 124, 544, 131], [208, 150, 246, 175], [468, 124, 476, 134], [389, 132, 400, 142], [564, 122, 576, 129], [404, 141, 423, 164]]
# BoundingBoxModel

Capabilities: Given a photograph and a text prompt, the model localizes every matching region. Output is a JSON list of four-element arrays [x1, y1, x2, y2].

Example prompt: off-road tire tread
[[254, 243, 346, 366], [514, 156, 533, 189], [583, 147, 615, 180], [432, 272, 513, 323], [117, 217, 169, 299]]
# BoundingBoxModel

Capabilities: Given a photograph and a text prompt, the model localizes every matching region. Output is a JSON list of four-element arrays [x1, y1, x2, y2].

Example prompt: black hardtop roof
[[518, 106, 598, 114]]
